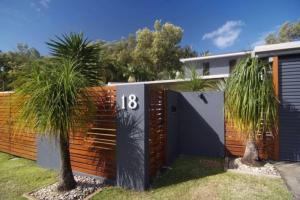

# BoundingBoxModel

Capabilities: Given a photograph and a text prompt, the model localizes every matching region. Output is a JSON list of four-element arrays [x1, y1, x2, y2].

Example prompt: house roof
[[180, 51, 251, 63], [180, 41, 300, 63], [254, 41, 300, 57]]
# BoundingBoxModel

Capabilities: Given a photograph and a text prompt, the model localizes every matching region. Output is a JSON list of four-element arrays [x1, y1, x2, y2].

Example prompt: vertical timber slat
[[272, 56, 279, 160]]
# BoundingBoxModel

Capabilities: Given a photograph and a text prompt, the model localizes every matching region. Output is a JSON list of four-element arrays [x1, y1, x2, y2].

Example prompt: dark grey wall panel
[[178, 92, 224, 157], [37, 135, 60, 169], [279, 54, 300, 161], [166, 90, 179, 165], [116, 84, 149, 191]]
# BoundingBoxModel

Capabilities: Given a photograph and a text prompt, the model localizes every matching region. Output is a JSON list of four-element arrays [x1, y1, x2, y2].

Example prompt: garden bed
[[226, 157, 280, 177], [25, 175, 106, 200]]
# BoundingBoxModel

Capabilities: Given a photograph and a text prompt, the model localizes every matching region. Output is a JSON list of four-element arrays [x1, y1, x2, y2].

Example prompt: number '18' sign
[[121, 94, 138, 110]]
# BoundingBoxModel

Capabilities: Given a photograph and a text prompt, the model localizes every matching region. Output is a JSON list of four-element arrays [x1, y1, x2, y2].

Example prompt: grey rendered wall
[[183, 55, 245, 77], [166, 91, 224, 160], [178, 92, 224, 157], [279, 55, 300, 161], [116, 84, 149, 191], [166, 90, 179, 165], [37, 135, 60, 169]]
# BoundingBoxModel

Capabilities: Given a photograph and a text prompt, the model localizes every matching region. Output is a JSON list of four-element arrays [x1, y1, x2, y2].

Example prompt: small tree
[[225, 57, 278, 165], [13, 33, 100, 191]]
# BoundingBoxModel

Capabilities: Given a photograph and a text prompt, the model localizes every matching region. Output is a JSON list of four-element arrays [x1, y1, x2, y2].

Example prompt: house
[[180, 41, 300, 79], [180, 51, 251, 79]]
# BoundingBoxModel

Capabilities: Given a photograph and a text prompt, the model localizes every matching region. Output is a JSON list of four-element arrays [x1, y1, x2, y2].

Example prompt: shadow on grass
[[152, 155, 225, 189]]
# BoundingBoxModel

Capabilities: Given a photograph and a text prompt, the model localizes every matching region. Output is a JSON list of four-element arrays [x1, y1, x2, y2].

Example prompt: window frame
[[202, 62, 210, 76], [229, 59, 237, 74]]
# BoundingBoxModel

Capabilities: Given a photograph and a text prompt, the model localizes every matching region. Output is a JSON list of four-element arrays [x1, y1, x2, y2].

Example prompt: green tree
[[0, 44, 41, 91], [265, 19, 300, 44], [97, 35, 136, 82], [97, 20, 197, 82], [13, 33, 100, 191], [133, 20, 184, 80], [225, 57, 278, 165]]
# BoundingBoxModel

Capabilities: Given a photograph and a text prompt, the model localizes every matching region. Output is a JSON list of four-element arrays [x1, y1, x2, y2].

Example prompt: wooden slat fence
[[225, 120, 276, 160], [148, 85, 167, 178], [0, 92, 37, 160], [0, 86, 117, 179], [69, 86, 117, 179]]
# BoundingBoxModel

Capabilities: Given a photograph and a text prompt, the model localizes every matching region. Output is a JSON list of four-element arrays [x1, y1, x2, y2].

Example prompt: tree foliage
[[97, 20, 197, 82], [13, 33, 100, 191], [225, 57, 278, 138], [0, 44, 41, 91], [4, 20, 197, 87], [265, 19, 300, 44]]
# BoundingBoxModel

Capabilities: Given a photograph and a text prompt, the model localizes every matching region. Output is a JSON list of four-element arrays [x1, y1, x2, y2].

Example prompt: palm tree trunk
[[241, 132, 259, 166], [57, 133, 77, 191]]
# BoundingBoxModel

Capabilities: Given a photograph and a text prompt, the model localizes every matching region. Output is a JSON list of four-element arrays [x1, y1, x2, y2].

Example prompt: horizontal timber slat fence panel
[[0, 92, 37, 160], [225, 120, 276, 160], [69, 86, 117, 179], [0, 86, 117, 179], [148, 85, 167, 178]]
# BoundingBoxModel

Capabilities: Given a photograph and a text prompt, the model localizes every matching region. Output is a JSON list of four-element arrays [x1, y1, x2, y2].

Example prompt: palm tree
[[225, 57, 278, 165], [13, 33, 100, 191], [188, 67, 215, 91]]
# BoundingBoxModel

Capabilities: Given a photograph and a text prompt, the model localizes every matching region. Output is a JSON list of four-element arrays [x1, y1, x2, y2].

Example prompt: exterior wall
[[166, 91, 225, 161], [178, 92, 224, 157], [37, 136, 60, 169], [166, 90, 179, 165], [183, 55, 245, 77], [278, 54, 300, 161], [116, 84, 150, 191]]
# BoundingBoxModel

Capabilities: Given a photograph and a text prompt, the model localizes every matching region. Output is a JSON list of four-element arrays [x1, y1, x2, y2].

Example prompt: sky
[[0, 0, 299, 55]]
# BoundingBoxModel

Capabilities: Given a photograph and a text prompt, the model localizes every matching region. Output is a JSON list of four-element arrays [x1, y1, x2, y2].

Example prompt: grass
[[0, 152, 292, 200], [0, 152, 57, 200], [92, 155, 292, 200]]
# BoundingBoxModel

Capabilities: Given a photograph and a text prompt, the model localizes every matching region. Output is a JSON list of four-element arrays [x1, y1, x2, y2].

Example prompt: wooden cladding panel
[[225, 121, 275, 160], [0, 93, 37, 160], [272, 56, 280, 160], [69, 86, 117, 179], [149, 86, 167, 178], [0, 86, 117, 179]]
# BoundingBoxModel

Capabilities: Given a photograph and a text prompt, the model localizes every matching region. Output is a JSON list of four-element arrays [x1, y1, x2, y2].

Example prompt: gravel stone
[[228, 157, 280, 176], [30, 175, 105, 200]]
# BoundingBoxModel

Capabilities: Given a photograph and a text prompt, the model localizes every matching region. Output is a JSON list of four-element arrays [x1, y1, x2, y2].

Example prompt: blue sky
[[0, 0, 299, 55]]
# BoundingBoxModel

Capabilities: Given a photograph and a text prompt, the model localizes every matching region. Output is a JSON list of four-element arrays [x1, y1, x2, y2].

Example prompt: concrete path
[[275, 162, 300, 200]]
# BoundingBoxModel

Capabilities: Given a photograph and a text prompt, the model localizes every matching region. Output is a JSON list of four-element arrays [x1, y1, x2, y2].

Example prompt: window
[[229, 59, 237, 73], [203, 62, 210, 75]]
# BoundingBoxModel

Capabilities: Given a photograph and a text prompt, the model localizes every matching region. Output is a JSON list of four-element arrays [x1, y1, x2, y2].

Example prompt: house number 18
[[121, 94, 138, 110]]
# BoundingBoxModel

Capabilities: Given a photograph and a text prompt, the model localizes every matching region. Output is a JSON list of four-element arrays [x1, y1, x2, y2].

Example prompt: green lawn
[[92, 155, 292, 200], [0, 152, 292, 200], [0, 152, 57, 200]]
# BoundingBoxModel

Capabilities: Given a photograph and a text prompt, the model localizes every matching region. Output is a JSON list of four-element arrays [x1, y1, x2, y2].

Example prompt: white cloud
[[202, 20, 244, 48], [30, 0, 51, 12], [39, 0, 51, 8]]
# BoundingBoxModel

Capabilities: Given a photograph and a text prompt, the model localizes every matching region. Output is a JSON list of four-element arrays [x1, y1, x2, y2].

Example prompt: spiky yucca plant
[[13, 33, 100, 191], [187, 67, 215, 91], [225, 57, 278, 165]]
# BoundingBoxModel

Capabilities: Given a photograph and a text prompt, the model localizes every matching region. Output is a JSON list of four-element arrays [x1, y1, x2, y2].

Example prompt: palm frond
[[225, 56, 278, 137], [13, 33, 100, 139]]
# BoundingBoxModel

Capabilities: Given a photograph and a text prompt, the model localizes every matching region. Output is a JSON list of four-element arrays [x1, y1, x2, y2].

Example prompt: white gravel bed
[[29, 175, 105, 200], [227, 157, 280, 177]]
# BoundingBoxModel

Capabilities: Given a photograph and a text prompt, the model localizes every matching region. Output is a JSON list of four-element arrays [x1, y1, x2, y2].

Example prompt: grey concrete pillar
[[116, 84, 149, 191]]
